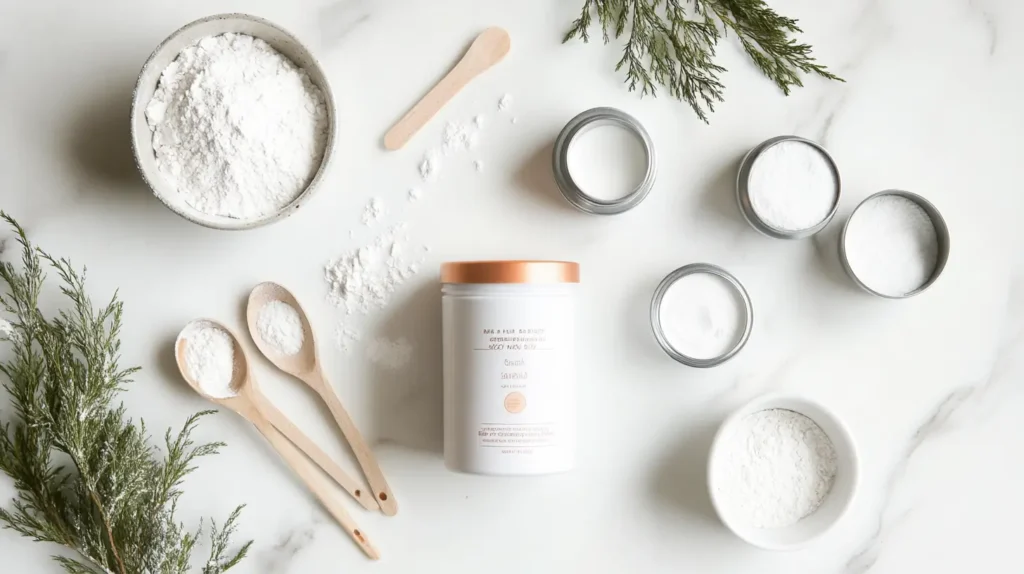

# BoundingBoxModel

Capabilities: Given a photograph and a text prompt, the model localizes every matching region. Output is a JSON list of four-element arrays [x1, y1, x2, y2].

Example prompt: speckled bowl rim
[[130, 13, 338, 231]]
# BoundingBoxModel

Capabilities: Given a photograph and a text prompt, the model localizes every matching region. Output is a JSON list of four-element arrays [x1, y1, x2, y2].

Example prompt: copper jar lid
[[441, 260, 580, 284]]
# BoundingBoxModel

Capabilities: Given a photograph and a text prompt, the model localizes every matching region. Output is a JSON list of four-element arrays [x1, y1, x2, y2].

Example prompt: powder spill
[[714, 409, 838, 529], [408, 188, 422, 202], [419, 151, 441, 182], [474, 114, 485, 128], [474, 160, 485, 173], [335, 326, 362, 352], [442, 120, 478, 153], [325, 224, 425, 316], [844, 195, 939, 296], [567, 124, 647, 201], [181, 322, 236, 398], [366, 336, 413, 370], [146, 33, 328, 219], [748, 140, 837, 231], [659, 272, 745, 360], [257, 301, 305, 356], [361, 197, 386, 226], [498, 94, 513, 111]]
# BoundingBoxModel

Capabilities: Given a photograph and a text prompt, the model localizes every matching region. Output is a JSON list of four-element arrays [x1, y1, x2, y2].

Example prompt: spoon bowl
[[175, 319, 251, 404], [247, 282, 318, 375]]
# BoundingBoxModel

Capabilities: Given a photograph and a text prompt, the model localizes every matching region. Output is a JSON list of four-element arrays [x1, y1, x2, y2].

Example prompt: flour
[[366, 336, 413, 369], [256, 301, 305, 356], [659, 272, 746, 360], [844, 195, 939, 296], [335, 326, 362, 352], [408, 188, 422, 202], [146, 33, 328, 219], [474, 160, 485, 173], [361, 198, 386, 226], [325, 224, 424, 316], [181, 322, 236, 398], [419, 151, 441, 182], [442, 120, 478, 153], [748, 140, 837, 231], [474, 114, 485, 128], [498, 94, 513, 111], [714, 409, 838, 528]]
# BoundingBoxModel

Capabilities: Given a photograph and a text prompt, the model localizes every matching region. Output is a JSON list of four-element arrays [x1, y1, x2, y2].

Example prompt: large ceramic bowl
[[131, 13, 337, 230]]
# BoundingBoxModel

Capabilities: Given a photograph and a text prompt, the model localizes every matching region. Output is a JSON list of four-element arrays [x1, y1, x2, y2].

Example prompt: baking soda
[[714, 409, 838, 528], [748, 141, 837, 231], [659, 272, 745, 360], [256, 301, 305, 356], [843, 195, 939, 296], [567, 124, 648, 202], [361, 197, 386, 226], [181, 322, 236, 398]]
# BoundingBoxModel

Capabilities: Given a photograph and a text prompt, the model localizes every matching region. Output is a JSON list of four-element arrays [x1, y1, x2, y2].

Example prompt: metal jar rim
[[736, 135, 842, 239], [650, 263, 754, 368], [552, 107, 657, 215], [838, 190, 951, 299]]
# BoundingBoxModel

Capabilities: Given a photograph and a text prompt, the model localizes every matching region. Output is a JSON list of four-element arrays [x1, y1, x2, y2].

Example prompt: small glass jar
[[441, 260, 579, 475]]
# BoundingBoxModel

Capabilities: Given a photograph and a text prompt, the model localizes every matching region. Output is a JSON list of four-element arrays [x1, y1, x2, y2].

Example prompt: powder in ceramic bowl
[[843, 195, 939, 296], [567, 124, 648, 202], [748, 140, 838, 231], [181, 322, 237, 398], [257, 301, 305, 356], [659, 272, 746, 360]]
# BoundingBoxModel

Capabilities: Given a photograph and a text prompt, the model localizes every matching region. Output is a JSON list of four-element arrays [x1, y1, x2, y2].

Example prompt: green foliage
[[0, 213, 251, 574], [564, 0, 843, 122]]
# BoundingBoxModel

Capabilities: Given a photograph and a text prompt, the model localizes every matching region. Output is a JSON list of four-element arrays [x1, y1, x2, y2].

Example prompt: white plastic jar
[[441, 260, 579, 475]]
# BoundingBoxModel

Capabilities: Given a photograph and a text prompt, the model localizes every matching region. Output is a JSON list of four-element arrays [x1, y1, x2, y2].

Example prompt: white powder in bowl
[[748, 140, 838, 231], [843, 195, 939, 296], [181, 322, 237, 398], [659, 272, 746, 360], [713, 408, 838, 529], [567, 124, 648, 202], [257, 301, 305, 356], [145, 33, 329, 220]]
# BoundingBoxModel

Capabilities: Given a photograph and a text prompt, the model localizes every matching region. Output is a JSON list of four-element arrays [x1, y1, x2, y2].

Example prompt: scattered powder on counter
[[419, 151, 441, 182], [408, 188, 422, 202], [747, 141, 837, 231], [474, 114, 485, 128], [367, 336, 413, 369], [325, 224, 425, 316], [361, 197, 386, 226], [498, 94, 513, 111], [659, 272, 745, 360], [335, 326, 362, 352], [0, 318, 16, 342], [442, 120, 478, 153], [567, 124, 647, 201], [256, 301, 305, 356], [511, 117, 518, 124], [474, 160, 485, 173], [844, 195, 939, 296], [181, 322, 236, 398], [146, 33, 328, 219], [714, 409, 838, 529]]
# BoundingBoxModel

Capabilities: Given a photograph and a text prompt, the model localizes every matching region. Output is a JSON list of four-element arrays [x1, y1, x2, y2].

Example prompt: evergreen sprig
[[0, 212, 251, 574], [564, 0, 843, 122]]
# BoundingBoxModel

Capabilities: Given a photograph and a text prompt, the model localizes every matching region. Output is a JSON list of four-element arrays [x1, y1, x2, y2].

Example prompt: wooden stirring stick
[[175, 321, 380, 560], [383, 27, 511, 151], [246, 283, 399, 516]]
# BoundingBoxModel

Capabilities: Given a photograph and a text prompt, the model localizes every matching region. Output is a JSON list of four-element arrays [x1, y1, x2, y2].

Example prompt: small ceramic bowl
[[130, 13, 337, 230], [707, 394, 859, 551]]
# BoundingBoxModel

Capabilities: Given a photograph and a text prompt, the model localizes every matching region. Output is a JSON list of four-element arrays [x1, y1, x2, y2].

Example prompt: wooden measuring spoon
[[246, 283, 399, 516], [383, 27, 511, 151], [175, 320, 380, 560]]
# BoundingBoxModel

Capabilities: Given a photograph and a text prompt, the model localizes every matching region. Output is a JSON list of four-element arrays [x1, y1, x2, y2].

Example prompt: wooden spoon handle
[[308, 371, 399, 516], [256, 395, 378, 512], [251, 416, 381, 560]]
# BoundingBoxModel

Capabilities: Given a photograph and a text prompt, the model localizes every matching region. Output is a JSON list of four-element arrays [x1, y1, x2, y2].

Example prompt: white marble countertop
[[2, 0, 1023, 572]]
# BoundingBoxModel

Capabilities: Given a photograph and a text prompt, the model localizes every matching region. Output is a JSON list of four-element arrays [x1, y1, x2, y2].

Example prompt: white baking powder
[[844, 195, 939, 296], [408, 188, 422, 202], [325, 224, 424, 317], [567, 125, 647, 202], [181, 322, 236, 398], [366, 336, 413, 370], [498, 94, 513, 111], [748, 141, 837, 231], [659, 272, 745, 360], [361, 198, 386, 226], [714, 409, 838, 528], [419, 151, 441, 182], [146, 33, 328, 219], [256, 301, 305, 356]]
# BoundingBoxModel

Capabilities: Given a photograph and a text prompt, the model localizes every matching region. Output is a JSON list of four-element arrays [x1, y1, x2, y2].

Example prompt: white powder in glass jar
[[256, 301, 305, 356], [145, 33, 329, 220], [843, 195, 939, 296], [713, 408, 838, 528], [181, 322, 237, 398], [748, 140, 837, 231], [567, 124, 648, 202], [659, 272, 745, 360]]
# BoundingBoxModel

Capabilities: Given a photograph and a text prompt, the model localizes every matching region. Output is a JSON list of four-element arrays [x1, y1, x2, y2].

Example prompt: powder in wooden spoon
[[257, 300, 305, 355]]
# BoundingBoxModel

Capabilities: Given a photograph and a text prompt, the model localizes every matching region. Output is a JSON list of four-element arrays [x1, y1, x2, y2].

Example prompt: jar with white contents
[[441, 261, 579, 475]]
